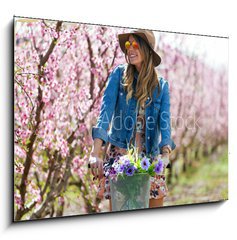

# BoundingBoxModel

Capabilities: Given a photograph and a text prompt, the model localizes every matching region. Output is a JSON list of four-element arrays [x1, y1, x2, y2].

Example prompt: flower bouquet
[[106, 146, 164, 211]]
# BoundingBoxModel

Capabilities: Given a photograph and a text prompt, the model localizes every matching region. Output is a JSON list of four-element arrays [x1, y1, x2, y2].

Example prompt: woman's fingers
[[98, 160, 104, 179], [96, 162, 99, 179], [94, 158, 103, 180], [90, 162, 96, 177], [88, 155, 104, 180], [88, 155, 98, 178]]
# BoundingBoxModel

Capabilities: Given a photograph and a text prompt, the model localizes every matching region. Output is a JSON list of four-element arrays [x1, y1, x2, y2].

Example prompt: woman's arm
[[92, 65, 121, 148], [91, 64, 122, 146], [158, 81, 176, 153], [89, 65, 123, 179]]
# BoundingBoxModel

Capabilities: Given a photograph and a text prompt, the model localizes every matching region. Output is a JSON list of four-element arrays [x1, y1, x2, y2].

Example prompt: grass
[[164, 147, 228, 206]]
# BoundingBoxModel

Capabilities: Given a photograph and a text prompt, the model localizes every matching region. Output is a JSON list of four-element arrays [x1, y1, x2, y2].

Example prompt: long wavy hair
[[122, 34, 160, 108]]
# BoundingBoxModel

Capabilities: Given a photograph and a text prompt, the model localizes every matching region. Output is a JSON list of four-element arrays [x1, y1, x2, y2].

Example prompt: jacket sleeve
[[91, 64, 122, 146], [158, 80, 176, 152]]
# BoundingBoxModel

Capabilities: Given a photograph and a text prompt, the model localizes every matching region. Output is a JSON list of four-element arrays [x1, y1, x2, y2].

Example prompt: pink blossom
[[15, 145, 26, 159], [58, 196, 65, 206], [56, 137, 69, 158], [42, 85, 51, 103], [15, 162, 24, 174], [14, 193, 23, 210]]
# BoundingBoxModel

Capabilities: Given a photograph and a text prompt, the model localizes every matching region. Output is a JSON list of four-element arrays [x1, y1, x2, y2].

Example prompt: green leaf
[[25, 138, 31, 145]]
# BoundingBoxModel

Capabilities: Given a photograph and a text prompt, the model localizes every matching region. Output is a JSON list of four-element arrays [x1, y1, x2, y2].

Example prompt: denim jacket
[[91, 63, 176, 156]]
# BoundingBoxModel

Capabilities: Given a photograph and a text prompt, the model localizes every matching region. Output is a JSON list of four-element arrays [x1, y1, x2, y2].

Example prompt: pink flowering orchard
[[14, 19, 126, 220], [14, 18, 228, 220], [158, 39, 228, 177]]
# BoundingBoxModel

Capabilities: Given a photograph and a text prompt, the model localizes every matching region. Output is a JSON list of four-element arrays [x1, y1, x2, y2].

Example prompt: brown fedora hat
[[118, 29, 161, 66]]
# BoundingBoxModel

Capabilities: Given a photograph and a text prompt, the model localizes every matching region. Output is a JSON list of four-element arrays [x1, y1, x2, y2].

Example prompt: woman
[[88, 29, 176, 210]]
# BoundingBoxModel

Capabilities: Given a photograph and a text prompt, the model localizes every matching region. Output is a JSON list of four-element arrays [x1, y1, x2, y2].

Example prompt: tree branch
[[40, 21, 62, 66]]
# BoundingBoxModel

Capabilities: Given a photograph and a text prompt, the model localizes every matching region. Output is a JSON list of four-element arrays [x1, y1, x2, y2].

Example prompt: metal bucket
[[109, 173, 151, 211]]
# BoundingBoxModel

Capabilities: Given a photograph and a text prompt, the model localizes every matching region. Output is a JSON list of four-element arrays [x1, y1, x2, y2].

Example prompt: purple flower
[[154, 159, 164, 174], [119, 155, 130, 166], [112, 162, 120, 173], [141, 157, 150, 170], [125, 165, 135, 176], [119, 164, 125, 173], [109, 168, 117, 175], [124, 159, 130, 166]]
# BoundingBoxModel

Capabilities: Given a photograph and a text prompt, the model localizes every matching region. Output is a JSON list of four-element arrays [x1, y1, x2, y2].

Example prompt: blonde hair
[[122, 34, 160, 108]]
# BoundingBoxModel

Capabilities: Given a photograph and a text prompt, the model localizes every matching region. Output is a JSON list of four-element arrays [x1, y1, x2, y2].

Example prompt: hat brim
[[118, 32, 161, 67]]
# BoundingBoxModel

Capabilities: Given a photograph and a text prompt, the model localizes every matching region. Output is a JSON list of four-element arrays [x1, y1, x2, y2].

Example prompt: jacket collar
[[134, 70, 139, 79]]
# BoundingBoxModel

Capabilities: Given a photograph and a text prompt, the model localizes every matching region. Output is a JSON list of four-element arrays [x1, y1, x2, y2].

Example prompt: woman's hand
[[161, 145, 171, 169], [161, 152, 170, 169], [88, 152, 104, 180]]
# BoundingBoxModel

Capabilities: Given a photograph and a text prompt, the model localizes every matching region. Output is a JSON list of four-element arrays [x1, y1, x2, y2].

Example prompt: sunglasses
[[125, 40, 139, 50]]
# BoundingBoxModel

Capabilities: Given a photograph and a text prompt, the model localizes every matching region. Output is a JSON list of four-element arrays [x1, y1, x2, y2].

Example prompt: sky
[[155, 31, 228, 71]]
